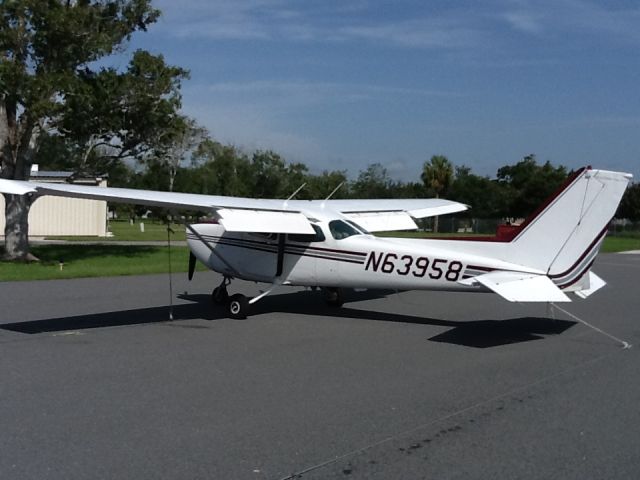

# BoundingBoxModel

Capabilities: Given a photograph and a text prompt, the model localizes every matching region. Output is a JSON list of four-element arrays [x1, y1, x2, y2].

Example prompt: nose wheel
[[211, 285, 229, 305], [211, 275, 231, 305]]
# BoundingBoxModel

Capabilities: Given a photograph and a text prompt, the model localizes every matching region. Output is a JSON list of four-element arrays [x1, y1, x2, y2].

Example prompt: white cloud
[[502, 12, 544, 34], [499, 0, 640, 43], [338, 19, 485, 49], [151, 0, 487, 50], [206, 80, 459, 104], [153, 0, 287, 40], [150, 0, 640, 50], [567, 0, 640, 43]]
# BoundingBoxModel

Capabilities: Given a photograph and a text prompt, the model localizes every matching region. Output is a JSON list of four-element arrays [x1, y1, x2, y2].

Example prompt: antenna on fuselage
[[286, 182, 307, 201], [323, 182, 344, 204]]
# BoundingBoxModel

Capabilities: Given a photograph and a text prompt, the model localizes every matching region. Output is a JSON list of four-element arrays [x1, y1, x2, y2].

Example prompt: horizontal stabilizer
[[215, 208, 314, 234], [574, 272, 606, 299], [460, 271, 571, 302]]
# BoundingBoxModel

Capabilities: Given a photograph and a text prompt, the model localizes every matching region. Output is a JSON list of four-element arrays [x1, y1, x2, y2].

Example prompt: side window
[[346, 220, 370, 235], [329, 220, 359, 240], [248, 232, 277, 241], [288, 224, 326, 243]]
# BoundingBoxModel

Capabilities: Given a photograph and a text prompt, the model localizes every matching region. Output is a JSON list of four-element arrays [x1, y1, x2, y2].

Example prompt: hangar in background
[[0, 166, 108, 237]]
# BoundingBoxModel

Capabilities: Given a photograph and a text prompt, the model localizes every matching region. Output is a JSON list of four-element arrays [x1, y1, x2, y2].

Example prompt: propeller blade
[[188, 251, 197, 281]]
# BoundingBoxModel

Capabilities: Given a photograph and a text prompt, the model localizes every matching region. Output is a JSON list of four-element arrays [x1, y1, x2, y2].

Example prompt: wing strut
[[166, 224, 175, 321], [276, 234, 286, 277]]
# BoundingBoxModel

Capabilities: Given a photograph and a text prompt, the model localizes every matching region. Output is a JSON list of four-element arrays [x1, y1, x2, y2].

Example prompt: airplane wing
[[0, 179, 468, 235], [459, 270, 571, 302], [317, 198, 469, 232], [0, 179, 315, 235]]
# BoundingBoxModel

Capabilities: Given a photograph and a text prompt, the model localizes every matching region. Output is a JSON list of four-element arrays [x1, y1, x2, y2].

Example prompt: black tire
[[228, 294, 250, 319], [324, 287, 344, 307], [211, 286, 228, 305]]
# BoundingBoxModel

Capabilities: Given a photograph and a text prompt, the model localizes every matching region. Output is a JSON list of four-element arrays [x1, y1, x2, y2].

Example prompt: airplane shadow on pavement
[[0, 289, 576, 348]]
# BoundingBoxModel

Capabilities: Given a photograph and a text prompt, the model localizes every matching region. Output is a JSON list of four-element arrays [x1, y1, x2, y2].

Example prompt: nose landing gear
[[211, 287, 230, 305]]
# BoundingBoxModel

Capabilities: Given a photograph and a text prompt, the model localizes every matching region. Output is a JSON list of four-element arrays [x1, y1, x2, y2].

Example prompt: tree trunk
[[2, 193, 37, 261], [1, 106, 41, 261], [169, 165, 176, 192]]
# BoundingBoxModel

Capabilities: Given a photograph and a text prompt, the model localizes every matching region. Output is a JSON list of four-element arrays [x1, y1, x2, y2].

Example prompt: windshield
[[329, 220, 360, 240]]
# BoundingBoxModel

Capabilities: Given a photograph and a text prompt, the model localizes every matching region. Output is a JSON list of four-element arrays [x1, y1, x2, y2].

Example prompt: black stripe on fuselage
[[548, 224, 609, 280], [186, 233, 367, 265]]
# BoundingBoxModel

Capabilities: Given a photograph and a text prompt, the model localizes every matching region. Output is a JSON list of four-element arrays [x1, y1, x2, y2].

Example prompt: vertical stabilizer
[[506, 169, 631, 286]]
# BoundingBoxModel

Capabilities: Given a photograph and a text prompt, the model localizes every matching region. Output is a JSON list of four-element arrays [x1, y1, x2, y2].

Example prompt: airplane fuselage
[[186, 221, 539, 294]]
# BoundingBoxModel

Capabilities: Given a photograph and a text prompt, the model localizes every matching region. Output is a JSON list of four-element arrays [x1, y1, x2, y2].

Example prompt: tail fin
[[505, 168, 631, 285]]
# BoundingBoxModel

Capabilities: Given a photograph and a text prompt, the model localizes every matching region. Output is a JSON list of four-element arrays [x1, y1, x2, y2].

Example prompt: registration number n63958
[[364, 251, 463, 282]]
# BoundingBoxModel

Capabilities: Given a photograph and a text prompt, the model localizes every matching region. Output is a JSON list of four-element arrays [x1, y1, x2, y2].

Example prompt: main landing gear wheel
[[324, 287, 344, 307], [228, 294, 250, 319]]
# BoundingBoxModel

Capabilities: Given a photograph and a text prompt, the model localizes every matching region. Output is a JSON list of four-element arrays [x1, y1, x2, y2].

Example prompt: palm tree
[[421, 155, 454, 232]]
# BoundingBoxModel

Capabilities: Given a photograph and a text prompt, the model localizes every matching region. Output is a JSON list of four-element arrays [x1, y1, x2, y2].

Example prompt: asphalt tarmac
[[1, 253, 639, 480]]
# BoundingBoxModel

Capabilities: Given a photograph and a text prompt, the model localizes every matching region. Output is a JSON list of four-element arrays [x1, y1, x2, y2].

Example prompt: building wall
[[0, 181, 108, 237]]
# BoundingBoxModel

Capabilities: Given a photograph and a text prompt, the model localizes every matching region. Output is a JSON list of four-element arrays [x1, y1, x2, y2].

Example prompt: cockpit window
[[329, 220, 360, 240], [346, 220, 370, 235], [288, 224, 326, 243]]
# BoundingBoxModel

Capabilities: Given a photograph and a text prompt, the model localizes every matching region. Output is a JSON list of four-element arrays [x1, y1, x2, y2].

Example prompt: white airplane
[[0, 167, 632, 318]]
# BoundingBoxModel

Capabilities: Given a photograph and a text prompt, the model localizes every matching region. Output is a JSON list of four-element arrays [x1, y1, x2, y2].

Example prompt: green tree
[[496, 155, 568, 219], [250, 150, 290, 198], [421, 155, 454, 198], [421, 155, 454, 231], [146, 115, 205, 192], [352, 163, 393, 198], [189, 140, 251, 196], [305, 170, 349, 199], [388, 181, 424, 199], [449, 165, 505, 219], [1, 0, 186, 260], [617, 183, 640, 221]]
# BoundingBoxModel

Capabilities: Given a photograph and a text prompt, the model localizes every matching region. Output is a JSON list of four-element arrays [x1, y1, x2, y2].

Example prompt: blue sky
[[121, 0, 639, 181]]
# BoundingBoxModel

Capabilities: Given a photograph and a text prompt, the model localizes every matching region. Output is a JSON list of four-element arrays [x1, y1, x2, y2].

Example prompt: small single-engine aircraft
[[0, 167, 632, 318]]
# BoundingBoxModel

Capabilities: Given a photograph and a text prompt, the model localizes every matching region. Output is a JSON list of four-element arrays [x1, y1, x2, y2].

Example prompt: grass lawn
[[600, 235, 640, 253], [0, 245, 202, 282]]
